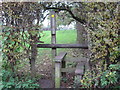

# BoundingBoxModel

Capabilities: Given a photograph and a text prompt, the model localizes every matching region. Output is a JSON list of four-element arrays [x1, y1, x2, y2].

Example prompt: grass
[[39, 30, 77, 52], [37, 30, 78, 68], [38, 29, 77, 57], [40, 30, 77, 44]]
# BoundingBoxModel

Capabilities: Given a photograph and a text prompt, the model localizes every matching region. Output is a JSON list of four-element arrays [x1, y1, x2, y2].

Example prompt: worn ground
[[36, 48, 82, 88]]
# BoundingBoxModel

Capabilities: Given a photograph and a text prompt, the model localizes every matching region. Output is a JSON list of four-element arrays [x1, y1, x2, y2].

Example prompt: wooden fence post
[[75, 62, 85, 87], [54, 52, 67, 88], [61, 59, 66, 77], [50, 10, 57, 84], [55, 61, 61, 88]]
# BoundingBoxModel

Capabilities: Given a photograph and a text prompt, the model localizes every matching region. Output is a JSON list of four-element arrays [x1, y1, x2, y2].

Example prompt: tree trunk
[[76, 21, 87, 45], [76, 21, 88, 57], [29, 34, 38, 77]]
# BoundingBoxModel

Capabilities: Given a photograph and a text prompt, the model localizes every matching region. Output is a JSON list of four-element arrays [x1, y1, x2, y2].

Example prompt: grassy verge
[[40, 29, 77, 44], [39, 29, 77, 52], [37, 29, 77, 68]]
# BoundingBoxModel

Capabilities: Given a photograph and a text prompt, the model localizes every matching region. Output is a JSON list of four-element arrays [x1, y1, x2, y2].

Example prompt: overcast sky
[[42, 16, 49, 27]]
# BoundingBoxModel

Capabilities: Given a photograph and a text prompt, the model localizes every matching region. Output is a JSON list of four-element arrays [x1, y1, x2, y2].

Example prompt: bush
[[2, 70, 40, 89], [81, 64, 120, 88]]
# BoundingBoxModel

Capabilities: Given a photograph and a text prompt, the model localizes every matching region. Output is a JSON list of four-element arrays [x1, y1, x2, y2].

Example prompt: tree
[[2, 2, 43, 77]]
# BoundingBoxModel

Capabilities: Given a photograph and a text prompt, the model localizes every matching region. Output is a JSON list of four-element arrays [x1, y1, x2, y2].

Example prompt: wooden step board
[[75, 62, 85, 75], [61, 67, 76, 73], [37, 44, 88, 49], [75, 62, 85, 86], [65, 57, 88, 62], [54, 52, 88, 88]]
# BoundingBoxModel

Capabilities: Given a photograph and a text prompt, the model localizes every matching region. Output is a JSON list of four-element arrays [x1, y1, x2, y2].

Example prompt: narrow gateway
[[37, 10, 89, 88]]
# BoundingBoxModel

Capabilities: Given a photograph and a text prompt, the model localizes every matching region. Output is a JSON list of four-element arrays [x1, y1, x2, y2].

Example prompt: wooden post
[[50, 10, 57, 84], [29, 34, 37, 77], [61, 59, 66, 77], [75, 62, 85, 87], [55, 61, 61, 88], [54, 52, 67, 88]]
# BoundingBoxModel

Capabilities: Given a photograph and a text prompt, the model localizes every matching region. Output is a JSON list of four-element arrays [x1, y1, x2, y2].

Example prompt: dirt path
[[36, 49, 80, 88], [38, 73, 75, 88], [39, 79, 54, 88]]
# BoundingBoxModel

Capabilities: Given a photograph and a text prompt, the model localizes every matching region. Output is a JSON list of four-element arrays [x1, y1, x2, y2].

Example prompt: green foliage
[[81, 64, 120, 88], [2, 2, 120, 88], [2, 26, 31, 70], [100, 70, 117, 87], [61, 77, 68, 83], [2, 26, 41, 88], [56, 11, 74, 27], [2, 70, 40, 88], [79, 2, 120, 88], [2, 2, 44, 89]]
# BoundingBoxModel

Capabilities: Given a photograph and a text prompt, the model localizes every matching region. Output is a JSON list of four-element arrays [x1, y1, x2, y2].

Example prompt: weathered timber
[[75, 62, 85, 87], [55, 52, 67, 62], [55, 62, 61, 88], [61, 67, 76, 73], [75, 63, 85, 75], [37, 44, 88, 49], [54, 52, 67, 88], [51, 10, 57, 85], [85, 59, 90, 71], [65, 57, 87, 62], [61, 58, 66, 77]]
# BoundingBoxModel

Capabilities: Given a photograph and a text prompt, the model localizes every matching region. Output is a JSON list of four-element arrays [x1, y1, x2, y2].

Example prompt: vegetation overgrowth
[[1, 2, 120, 89]]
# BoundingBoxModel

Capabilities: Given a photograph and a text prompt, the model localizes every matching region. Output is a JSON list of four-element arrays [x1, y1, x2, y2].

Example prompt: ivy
[[2, 2, 43, 89], [80, 2, 120, 88]]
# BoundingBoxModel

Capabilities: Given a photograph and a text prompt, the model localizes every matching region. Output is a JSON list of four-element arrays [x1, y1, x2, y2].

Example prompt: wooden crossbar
[[61, 67, 76, 73], [65, 57, 87, 62], [37, 44, 88, 49]]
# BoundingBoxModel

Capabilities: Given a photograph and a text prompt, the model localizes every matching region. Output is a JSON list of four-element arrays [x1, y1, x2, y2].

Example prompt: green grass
[[37, 30, 78, 71], [40, 30, 77, 44], [38, 30, 77, 64]]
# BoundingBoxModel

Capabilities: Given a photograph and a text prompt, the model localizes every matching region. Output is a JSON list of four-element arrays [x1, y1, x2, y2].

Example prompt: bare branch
[[43, 5, 87, 24]]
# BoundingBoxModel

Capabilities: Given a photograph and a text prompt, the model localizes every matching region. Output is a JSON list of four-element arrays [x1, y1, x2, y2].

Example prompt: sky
[[42, 16, 50, 27]]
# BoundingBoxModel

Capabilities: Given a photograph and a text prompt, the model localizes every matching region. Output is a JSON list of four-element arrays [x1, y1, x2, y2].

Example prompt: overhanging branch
[[44, 6, 87, 24]]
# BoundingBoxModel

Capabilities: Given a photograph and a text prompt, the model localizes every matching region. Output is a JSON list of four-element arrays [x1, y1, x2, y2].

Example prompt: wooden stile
[[54, 52, 67, 88], [38, 10, 89, 88]]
